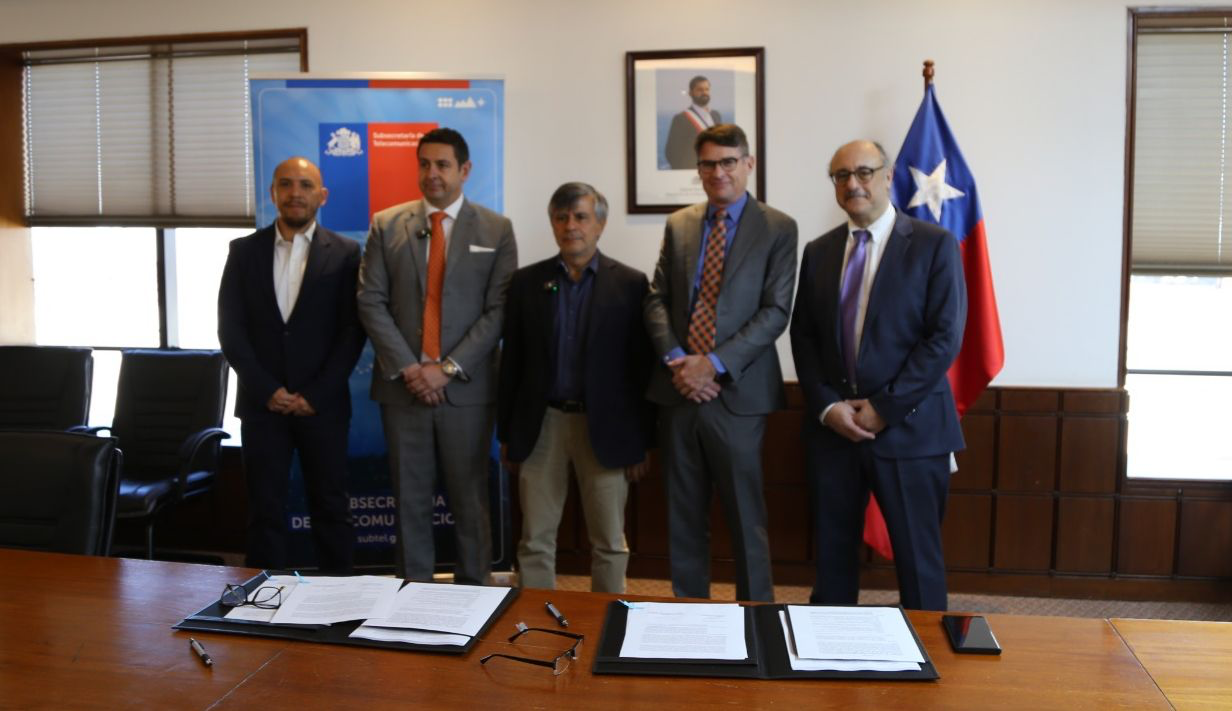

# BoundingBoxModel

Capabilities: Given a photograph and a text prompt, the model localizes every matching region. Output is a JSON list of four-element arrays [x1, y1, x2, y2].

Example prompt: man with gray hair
[[498, 182, 654, 593]]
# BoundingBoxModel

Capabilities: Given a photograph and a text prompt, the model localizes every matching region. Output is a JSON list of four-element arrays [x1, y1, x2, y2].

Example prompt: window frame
[[1121, 8, 1232, 491]]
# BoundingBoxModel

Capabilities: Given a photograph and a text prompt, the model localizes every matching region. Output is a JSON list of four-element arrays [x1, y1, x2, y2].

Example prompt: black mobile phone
[[941, 615, 1002, 655]]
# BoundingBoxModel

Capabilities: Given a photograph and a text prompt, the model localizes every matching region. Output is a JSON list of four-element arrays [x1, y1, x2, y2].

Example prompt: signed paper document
[[618, 602, 748, 660], [269, 576, 400, 625]]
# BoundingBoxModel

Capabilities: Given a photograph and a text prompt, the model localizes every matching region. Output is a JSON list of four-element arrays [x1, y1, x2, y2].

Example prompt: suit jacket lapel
[[538, 259, 559, 360], [820, 229, 848, 351], [681, 203, 706, 322], [400, 200, 429, 300], [862, 214, 913, 338], [721, 199, 763, 289], [443, 198, 474, 284], [290, 227, 332, 322], [256, 227, 283, 322]]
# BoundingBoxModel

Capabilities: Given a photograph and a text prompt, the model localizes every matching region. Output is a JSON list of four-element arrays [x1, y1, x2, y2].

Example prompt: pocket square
[[469, 244, 496, 253]]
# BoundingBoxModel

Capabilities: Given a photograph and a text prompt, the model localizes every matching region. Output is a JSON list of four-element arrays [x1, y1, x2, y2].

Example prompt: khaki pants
[[517, 408, 629, 593]]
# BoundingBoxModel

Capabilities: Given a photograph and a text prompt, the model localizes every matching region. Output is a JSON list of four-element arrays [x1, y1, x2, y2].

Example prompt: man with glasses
[[644, 123, 797, 602], [790, 140, 967, 611], [498, 182, 653, 594]]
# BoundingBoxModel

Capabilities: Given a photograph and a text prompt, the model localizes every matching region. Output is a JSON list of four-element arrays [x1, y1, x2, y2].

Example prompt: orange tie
[[686, 208, 727, 355], [422, 211, 446, 361]]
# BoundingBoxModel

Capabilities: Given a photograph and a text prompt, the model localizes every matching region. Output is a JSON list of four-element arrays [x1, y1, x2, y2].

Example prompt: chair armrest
[[69, 425, 111, 435], [174, 428, 231, 495]]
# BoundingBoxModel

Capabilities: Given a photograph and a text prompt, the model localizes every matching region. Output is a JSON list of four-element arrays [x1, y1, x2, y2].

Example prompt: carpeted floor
[[554, 575, 1232, 621]]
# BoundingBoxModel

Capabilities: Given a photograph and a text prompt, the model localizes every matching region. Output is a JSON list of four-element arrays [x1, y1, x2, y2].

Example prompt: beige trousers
[[517, 408, 629, 593]]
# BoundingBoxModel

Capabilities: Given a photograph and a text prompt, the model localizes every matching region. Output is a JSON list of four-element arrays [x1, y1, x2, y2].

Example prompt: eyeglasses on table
[[479, 621, 585, 675]]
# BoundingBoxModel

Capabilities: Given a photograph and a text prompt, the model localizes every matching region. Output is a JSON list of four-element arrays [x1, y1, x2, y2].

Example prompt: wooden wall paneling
[[1176, 500, 1232, 578], [999, 389, 1060, 412], [943, 493, 992, 569], [1062, 389, 1125, 414], [1118, 498, 1178, 576], [1055, 496, 1115, 573], [1059, 416, 1121, 493], [994, 494, 1054, 571], [954, 413, 995, 489], [998, 415, 1058, 491]]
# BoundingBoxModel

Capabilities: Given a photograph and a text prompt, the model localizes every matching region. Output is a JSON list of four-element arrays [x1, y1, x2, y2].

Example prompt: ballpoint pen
[[189, 637, 214, 667], [545, 601, 569, 628]]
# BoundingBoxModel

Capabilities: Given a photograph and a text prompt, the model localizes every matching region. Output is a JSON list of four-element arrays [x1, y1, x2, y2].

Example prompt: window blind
[[1132, 30, 1232, 273], [23, 38, 300, 226]]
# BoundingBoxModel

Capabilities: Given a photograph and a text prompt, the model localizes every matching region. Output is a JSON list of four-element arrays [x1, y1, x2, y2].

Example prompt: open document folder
[[175, 571, 518, 655], [593, 601, 938, 681]]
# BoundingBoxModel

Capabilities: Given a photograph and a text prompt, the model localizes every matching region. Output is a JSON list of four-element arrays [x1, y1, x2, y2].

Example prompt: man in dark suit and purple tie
[[790, 139, 967, 611], [218, 156, 366, 574]]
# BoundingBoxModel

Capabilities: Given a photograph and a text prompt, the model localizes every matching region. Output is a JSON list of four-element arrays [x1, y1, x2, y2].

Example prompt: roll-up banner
[[249, 74, 510, 572]]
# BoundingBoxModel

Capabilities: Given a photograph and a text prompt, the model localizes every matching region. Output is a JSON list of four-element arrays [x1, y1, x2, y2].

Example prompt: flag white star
[[906, 159, 965, 221]]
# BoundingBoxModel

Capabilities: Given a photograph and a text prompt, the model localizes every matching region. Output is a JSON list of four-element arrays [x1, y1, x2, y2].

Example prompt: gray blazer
[[644, 197, 798, 415], [357, 197, 517, 406]]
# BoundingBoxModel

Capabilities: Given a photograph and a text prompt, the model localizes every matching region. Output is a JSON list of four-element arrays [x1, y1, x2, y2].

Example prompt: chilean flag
[[861, 83, 1005, 561]]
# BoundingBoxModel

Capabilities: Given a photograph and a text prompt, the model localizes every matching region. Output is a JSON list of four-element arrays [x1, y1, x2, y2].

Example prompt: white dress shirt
[[840, 203, 897, 371], [273, 221, 316, 322], [424, 193, 464, 262]]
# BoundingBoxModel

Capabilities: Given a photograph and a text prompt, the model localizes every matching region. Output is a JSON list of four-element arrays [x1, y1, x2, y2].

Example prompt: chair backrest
[[0, 430, 121, 555], [0, 346, 93, 430], [110, 350, 228, 482]]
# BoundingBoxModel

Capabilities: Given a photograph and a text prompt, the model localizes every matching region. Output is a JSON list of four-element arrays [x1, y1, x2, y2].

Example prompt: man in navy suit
[[218, 156, 366, 574], [498, 182, 653, 593], [790, 140, 966, 610]]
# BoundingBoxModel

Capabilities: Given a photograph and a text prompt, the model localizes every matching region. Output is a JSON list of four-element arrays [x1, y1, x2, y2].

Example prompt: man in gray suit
[[357, 127, 517, 584], [644, 123, 798, 602]]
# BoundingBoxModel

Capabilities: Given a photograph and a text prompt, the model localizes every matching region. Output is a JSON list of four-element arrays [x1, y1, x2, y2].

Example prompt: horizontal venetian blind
[[1132, 30, 1232, 273], [23, 37, 301, 226]]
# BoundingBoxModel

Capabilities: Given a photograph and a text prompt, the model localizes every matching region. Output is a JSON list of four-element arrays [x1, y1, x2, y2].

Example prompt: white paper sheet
[[358, 582, 509, 637], [618, 602, 748, 660], [778, 612, 920, 671], [785, 606, 925, 663], [222, 575, 300, 623], [268, 575, 401, 625], [348, 625, 470, 647]]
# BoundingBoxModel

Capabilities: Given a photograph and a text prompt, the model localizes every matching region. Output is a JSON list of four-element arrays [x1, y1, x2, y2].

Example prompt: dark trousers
[[241, 412, 354, 574], [808, 431, 950, 611], [660, 401, 774, 602]]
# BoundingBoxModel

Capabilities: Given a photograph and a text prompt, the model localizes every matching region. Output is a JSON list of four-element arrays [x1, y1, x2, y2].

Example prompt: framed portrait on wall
[[625, 47, 765, 213]]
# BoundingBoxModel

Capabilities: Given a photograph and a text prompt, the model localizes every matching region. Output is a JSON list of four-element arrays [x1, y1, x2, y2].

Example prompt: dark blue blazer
[[218, 224, 366, 419], [497, 253, 655, 469], [791, 212, 967, 458]]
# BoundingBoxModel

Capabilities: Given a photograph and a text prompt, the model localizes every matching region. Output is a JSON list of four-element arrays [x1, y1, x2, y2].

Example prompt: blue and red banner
[[250, 75, 508, 571]]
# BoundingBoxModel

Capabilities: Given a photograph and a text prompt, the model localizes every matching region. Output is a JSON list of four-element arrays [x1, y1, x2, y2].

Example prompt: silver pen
[[189, 637, 214, 667]]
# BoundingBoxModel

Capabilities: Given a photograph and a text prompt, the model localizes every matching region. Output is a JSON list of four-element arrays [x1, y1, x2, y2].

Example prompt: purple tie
[[840, 229, 871, 386]]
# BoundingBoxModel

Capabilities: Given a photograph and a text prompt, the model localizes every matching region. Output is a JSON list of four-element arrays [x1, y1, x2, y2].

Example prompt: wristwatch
[[440, 358, 461, 378]]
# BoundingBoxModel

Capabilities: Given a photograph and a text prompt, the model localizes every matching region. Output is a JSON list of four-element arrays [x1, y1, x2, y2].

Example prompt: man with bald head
[[219, 156, 367, 574], [790, 140, 966, 610]]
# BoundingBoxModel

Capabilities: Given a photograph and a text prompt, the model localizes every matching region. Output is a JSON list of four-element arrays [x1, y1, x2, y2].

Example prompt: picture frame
[[624, 47, 765, 214]]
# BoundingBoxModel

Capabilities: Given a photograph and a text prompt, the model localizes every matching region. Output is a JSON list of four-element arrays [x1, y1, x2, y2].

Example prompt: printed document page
[[778, 612, 920, 671], [269, 576, 401, 625], [358, 582, 509, 637], [618, 602, 748, 660], [785, 606, 925, 663]]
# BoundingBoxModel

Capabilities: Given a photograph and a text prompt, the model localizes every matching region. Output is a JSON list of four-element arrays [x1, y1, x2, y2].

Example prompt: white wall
[[3, 0, 1203, 385]]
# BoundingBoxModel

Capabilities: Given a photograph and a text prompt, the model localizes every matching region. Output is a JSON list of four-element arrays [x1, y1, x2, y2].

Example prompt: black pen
[[545, 601, 569, 628], [189, 637, 214, 667]]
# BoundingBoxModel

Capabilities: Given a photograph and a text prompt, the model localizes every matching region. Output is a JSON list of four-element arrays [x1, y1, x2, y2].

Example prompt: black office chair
[[0, 346, 93, 430], [0, 430, 121, 556], [97, 350, 230, 559]]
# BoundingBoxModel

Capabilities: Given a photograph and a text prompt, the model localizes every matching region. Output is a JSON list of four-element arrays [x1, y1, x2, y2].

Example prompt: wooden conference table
[[0, 548, 1223, 710]]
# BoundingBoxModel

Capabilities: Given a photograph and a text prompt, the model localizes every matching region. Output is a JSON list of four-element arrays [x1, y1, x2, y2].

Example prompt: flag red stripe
[[948, 219, 1004, 417]]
